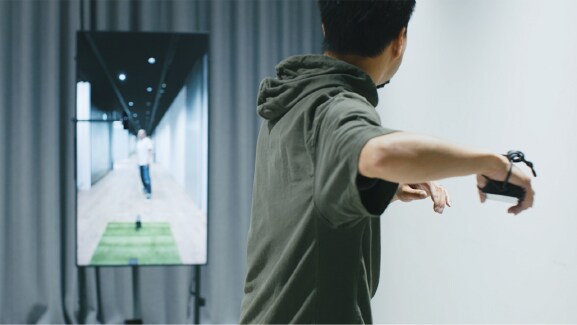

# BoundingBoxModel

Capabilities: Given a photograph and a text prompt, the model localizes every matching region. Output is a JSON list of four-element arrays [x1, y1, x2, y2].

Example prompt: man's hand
[[477, 156, 535, 215], [393, 182, 451, 214]]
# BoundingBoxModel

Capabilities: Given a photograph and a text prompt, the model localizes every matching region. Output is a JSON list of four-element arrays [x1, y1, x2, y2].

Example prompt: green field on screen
[[90, 222, 181, 265]]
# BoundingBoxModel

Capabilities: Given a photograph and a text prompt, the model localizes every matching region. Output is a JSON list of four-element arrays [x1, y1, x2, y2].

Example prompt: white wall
[[76, 82, 91, 190], [76, 81, 114, 189], [155, 87, 187, 183], [372, 0, 577, 323], [112, 121, 131, 164], [89, 106, 112, 183], [154, 56, 208, 210], [184, 55, 209, 213]]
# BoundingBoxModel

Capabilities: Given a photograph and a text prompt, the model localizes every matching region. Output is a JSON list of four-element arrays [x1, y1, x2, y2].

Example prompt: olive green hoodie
[[241, 55, 398, 324]]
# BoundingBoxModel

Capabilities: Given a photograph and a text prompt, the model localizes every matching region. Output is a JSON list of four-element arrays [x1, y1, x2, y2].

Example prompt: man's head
[[318, 0, 416, 85], [138, 129, 147, 139], [317, 0, 416, 57]]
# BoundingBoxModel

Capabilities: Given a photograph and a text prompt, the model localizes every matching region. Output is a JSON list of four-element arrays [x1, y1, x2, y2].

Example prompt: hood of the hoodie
[[257, 55, 379, 121]]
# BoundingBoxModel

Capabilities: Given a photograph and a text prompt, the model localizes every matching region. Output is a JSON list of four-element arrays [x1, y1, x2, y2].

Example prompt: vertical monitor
[[75, 32, 209, 266]]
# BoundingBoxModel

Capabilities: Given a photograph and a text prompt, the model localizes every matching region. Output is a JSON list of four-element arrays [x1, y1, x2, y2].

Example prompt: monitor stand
[[124, 265, 205, 324]]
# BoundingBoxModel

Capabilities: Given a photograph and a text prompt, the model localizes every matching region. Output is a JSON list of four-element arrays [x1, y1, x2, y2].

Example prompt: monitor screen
[[75, 31, 209, 266]]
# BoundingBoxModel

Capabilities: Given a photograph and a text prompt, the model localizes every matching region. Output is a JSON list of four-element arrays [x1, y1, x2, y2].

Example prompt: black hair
[[317, 0, 416, 57]]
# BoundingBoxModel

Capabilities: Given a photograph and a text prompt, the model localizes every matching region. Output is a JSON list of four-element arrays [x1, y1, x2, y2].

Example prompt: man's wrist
[[479, 152, 509, 180]]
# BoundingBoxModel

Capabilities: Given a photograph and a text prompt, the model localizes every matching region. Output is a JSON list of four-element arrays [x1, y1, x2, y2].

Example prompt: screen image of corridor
[[76, 32, 208, 266]]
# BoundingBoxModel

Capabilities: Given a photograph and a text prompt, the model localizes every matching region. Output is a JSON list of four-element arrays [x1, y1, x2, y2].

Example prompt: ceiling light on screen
[[118, 73, 127, 81], [146, 87, 153, 93], [148, 57, 156, 64], [128, 101, 134, 107]]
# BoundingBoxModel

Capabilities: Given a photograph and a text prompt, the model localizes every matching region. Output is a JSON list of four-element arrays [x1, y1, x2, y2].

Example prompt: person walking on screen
[[240, 0, 535, 323], [136, 129, 153, 199]]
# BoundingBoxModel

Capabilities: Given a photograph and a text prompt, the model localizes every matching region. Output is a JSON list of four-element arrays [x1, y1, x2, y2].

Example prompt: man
[[240, 0, 534, 323], [136, 129, 153, 199]]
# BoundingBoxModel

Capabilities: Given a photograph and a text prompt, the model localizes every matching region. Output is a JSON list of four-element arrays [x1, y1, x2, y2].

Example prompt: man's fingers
[[508, 202, 527, 215], [478, 189, 487, 203], [476, 174, 488, 204], [396, 185, 430, 202], [405, 182, 452, 214], [405, 188, 428, 197], [402, 188, 428, 201], [508, 189, 534, 215], [508, 204, 522, 215], [431, 186, 446, 214]]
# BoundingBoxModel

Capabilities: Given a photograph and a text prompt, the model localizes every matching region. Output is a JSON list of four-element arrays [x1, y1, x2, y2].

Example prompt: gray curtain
[[0, 0, 322, 323]]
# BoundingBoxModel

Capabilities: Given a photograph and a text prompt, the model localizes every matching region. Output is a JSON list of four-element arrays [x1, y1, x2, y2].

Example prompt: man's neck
[[324, 51, 390, 86]]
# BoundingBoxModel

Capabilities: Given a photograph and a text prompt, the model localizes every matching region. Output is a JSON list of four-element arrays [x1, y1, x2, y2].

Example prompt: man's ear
[[321, 23, 326, 37], [392, 27, 407, 58]]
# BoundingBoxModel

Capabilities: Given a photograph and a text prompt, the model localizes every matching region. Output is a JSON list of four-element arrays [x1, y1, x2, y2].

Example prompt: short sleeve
[[313, 94, 398, 227]]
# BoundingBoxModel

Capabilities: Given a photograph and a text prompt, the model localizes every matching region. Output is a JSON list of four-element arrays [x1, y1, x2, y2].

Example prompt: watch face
[[485, 193, 519, 204]]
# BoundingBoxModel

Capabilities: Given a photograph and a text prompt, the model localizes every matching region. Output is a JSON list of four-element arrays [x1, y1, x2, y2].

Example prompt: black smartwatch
[[479, 150, 537, 203]]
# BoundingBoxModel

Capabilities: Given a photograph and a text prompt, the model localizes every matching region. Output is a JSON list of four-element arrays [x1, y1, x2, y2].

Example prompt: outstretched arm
[[359, 131, 534, 214]]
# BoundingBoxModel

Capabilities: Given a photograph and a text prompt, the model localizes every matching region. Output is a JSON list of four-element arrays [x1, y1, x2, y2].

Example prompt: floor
[[77, 156, 207, 266]]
